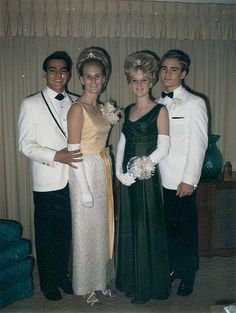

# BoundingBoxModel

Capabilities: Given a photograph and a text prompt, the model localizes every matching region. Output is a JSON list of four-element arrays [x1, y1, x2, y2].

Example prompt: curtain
[[0, 0, 236, 241]]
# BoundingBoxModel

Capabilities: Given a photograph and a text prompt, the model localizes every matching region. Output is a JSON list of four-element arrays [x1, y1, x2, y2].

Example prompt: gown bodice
[[122, 103, 164, 171], [80, 105, 111, 154]]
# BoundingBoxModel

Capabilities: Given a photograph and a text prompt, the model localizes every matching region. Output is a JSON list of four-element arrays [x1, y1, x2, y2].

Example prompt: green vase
[[201, 134, 223, 179]]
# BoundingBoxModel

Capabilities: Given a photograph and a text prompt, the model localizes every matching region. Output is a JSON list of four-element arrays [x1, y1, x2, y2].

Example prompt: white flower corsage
[[127, 156, 155, 180], [100, 100, 122, 125], [173, 98, 183, 107]]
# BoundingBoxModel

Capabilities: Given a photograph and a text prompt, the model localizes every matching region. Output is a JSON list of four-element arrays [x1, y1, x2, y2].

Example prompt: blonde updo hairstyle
[[124, 51, 160, 85], [76, 46, 111, 92]]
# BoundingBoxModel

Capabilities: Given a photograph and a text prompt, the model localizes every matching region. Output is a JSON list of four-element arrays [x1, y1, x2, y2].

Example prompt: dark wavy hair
[[42, 51, 73, 75]]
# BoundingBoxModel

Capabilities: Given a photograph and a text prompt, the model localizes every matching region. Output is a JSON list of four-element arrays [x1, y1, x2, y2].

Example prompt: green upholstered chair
[[0, 219, 33, 308]]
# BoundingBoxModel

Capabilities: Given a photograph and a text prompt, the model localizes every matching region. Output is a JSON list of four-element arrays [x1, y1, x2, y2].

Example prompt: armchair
[[0, 219, 33, 308]]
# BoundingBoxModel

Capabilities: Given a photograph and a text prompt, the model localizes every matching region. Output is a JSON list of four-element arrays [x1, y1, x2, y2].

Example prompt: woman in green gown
[[115, 51, 171, 304]]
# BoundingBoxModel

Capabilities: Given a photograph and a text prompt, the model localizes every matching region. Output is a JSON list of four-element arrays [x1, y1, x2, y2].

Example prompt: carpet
[[1, 256, 235, 313]]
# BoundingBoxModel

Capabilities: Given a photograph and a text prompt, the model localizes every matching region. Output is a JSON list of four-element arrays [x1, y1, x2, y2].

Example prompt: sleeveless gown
[[116, 103, 171, 300], [69, 105, 114, 295]]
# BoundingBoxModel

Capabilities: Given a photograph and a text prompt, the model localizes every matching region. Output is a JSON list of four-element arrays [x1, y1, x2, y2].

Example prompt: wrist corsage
[[100, 99, 122, 125], [127, 156, 155, 180]]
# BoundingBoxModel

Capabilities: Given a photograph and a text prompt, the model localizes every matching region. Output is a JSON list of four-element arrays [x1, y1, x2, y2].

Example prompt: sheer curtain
[[0, 0, 235, 241]]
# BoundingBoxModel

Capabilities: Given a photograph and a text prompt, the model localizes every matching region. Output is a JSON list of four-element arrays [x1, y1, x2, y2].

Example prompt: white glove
[[115, 133, 136, 186], [149, 135, 170, 165], [68, 143, 94, 207]]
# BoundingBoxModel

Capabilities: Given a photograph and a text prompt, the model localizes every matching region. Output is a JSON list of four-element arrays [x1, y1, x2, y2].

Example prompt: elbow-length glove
[[68, 143, 94, 207], [149, 134, 170, 165], [115, 133, 136, 186]]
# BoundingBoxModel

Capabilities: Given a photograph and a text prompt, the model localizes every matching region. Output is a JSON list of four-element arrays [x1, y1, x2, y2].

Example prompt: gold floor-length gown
[[69, 104, 113, 295]]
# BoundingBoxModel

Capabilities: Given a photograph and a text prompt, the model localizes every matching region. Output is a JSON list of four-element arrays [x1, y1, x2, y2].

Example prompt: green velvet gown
[[116, 103, 171, 300]]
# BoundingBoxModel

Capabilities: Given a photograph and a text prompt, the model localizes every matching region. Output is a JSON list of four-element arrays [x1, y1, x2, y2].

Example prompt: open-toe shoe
[[83, 291, 102, 308], [101, 289, 116, 297]]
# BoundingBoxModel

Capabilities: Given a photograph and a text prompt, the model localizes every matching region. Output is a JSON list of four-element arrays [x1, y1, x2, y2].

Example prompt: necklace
[[132, 102, 155, 115], [129, 101, 155, 122], [79, 100, 103, 116]]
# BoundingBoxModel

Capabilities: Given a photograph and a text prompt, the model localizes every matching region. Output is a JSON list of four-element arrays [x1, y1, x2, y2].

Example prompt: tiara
[[132, 58, 142, 67], [86, 52, 96, 59], [78, 49, 108, 68]]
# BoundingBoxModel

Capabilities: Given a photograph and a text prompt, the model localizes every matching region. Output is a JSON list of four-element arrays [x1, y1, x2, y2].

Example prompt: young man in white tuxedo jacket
[[18, 51, 81, 301], [157, 49, 208, 296]]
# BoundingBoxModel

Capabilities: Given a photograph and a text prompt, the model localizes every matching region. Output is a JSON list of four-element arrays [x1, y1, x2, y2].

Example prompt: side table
[[197, 172, 236, 256]]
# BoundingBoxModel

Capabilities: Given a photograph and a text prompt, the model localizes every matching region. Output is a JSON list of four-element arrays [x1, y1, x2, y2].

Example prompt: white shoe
[[101, 289, 116, 297], [83, 291, 102, 308]]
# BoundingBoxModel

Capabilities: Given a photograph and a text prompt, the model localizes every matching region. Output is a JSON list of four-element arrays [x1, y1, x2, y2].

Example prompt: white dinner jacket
[[157, 85, 208, 190], [18, 87, 78, 192]]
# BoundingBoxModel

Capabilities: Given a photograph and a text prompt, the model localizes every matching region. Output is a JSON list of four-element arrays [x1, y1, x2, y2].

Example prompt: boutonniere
[[100, 99, 122, 125], [172, 98, 183, 107]]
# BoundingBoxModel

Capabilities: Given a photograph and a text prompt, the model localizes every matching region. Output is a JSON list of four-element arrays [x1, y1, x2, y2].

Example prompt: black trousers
[[163, 188, 199, 280], [33, 184, 72, 290]]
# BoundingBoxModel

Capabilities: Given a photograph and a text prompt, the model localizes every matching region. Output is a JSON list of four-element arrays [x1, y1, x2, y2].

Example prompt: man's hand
[[54, 148, 82, 168], [176, 182, 194, 197]]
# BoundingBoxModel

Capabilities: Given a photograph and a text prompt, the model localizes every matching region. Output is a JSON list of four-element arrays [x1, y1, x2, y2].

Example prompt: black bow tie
[[161, 91, 174, 99], [55, 93, 65, 101]]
